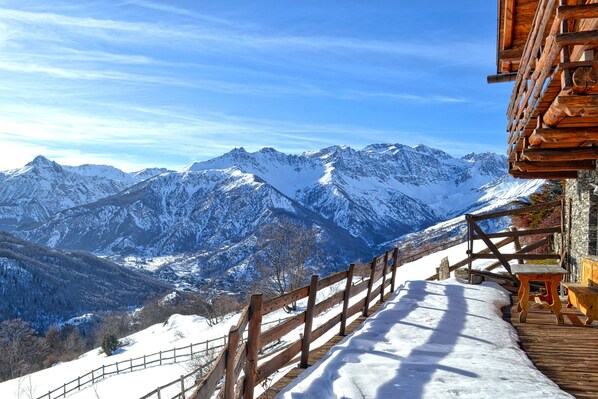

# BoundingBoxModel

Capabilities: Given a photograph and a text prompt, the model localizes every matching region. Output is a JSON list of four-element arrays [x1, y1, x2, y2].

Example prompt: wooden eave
[[497, 0, 598, 178], [495, 0, 546, 76]]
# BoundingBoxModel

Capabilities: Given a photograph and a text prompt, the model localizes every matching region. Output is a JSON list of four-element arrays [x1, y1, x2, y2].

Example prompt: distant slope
[[0, 233, 170, 330], [0, 156, 168, 231]]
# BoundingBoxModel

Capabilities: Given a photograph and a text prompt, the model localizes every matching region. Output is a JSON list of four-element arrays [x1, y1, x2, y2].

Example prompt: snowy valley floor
[[277, 278, 573, 399]]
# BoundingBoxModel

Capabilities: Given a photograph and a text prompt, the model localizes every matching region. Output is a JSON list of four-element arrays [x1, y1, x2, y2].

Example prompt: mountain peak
[[24, 155, 64, 174]]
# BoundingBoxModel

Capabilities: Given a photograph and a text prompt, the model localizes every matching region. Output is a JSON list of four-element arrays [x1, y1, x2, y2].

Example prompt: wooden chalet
[[491, 0, 598, 282]]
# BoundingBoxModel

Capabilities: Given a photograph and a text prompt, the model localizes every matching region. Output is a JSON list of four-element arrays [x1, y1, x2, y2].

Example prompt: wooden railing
[[142, 247, 401, 399], [37, 335, 232, 399], [465, 199, 565, 277], [38, 316, 293, 399]]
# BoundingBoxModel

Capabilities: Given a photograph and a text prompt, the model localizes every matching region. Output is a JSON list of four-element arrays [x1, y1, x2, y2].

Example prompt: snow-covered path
[[277, 278, 572, 399]]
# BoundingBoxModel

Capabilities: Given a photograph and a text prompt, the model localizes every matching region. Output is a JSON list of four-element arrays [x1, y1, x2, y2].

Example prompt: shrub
[[101, 333, 119, 356]]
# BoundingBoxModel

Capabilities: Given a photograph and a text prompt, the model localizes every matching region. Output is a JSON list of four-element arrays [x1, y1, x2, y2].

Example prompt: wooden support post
[[380, 251, 389, 302], [300, 275, 319, 368], [180, 375, 185, 399], [224, 325, 240, 399], [244, 293, 263, 399], [157, 387, 162, 399], [144, 355, 146, 368], [363, 257, 377, 317], [510, 226, 524, 264], [466, 215, 473, 284], [340, 264, 355, 336], [159, 351, 162, 365], [130, 358, 133, 372], [391, 247, 399, 292]]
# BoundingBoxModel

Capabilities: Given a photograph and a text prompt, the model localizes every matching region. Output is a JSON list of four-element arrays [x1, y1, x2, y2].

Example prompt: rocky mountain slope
[[0, 232, 170, 330], [0, 156, 168, 231], [3, 144, 543, 287]]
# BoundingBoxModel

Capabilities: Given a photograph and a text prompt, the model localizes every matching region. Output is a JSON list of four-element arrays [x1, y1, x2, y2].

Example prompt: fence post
[[190, 343, 193, 356], [116, 362, 119, 374], [180, 374, 185, 399], [300, 275, 319, 368], [144, 355, 146, 368], [92, 370, 94, 384], [130, 358, 133, 372], [224, 325, 240, 399], [380, 251, 389, 302], [48, 391, 50, 399], [157, 387, 161, 399], [63, 384, 66, 396], [244, 293, 263, 399], [160, 351, 162, 365], [174, 347, 177, 363], [340, 264, 355, 336], [102, 365, 105, 377], [363, 257, 377, 317], [78, 376, 80, 390], [391, 247, 399, 292]]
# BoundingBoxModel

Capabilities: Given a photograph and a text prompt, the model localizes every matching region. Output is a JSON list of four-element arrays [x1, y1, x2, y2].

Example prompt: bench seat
[[563, 282, 598, 325]]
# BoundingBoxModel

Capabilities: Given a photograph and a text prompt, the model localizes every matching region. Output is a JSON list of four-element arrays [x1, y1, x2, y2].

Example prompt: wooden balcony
[[493, 0, 598, 178]]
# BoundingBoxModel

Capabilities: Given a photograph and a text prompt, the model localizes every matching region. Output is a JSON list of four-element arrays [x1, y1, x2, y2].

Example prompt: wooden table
[[511, 264, 569, 325]]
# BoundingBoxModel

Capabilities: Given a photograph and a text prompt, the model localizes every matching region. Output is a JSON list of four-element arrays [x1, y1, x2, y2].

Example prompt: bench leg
[[549, 276, 564, 325], [518, 276, 530, 323]]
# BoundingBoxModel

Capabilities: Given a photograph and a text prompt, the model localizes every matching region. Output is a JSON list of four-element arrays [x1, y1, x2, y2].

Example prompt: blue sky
[[0, 1, 512, 171]]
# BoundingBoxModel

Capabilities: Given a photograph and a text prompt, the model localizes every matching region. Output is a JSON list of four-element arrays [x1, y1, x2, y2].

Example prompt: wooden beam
[[521, 147, 598, 161], [529, 127, 598, 146], [543, 95, 598, 127], [502, 0, 515, 50], [556, 30, 598, 47], [510, 170, 578, 179], [558, 4, 598, 21], [512, 160, 595, 172], [487, 73, 518, 84]]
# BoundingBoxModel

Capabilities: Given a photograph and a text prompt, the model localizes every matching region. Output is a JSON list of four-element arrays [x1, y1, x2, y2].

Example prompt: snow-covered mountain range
[[1, 144, 543, 287]]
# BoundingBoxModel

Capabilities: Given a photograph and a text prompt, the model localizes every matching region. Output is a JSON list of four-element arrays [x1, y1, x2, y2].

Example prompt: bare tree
[[256, 220, 318, 311], [0, 319, 47, 381]]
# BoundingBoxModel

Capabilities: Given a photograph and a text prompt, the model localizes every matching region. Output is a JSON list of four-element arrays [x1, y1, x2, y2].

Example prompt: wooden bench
[[563, 283, 598, 325]]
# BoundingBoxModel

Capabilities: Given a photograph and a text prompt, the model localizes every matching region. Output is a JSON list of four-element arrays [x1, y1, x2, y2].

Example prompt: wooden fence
[[138, 247, 400, 399], [465, 199, 565, 279]]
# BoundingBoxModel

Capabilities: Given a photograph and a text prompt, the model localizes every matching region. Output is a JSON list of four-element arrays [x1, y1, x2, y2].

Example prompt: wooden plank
[[512, 160, 596, 172], [259, 313, 305, 350], [190, 350, 226, 399], [472, 225, 561, 239], [522, 147, 598, 161], [502, 0, 515, 49], [317, 270, 347, 290], [262, 286, 309, 315], [313, 289, 345, 317], [509, 170, 578, 178], [255, 339, 302, 385], [556, 30, 598, 47], [310, 313, 343, 343], [559, 3, 598, 22], [224, 326, 240, 399], [469, 200, 561, 221], [347, 298, 366, 319], [473, 253, 561, 260]]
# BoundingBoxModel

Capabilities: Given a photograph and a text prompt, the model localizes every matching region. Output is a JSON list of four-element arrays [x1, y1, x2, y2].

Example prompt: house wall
[[564, 170, 598, 281]]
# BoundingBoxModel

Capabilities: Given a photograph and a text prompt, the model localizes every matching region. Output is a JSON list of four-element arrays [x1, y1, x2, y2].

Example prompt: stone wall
[[564, 169, 598, 281]]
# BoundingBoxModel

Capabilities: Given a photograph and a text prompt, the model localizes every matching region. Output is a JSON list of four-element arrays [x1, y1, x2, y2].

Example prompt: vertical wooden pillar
[[391, 247, 399, 292], [510, 226, 523, 264], [224, 325, 240, 399], [466, 215, 473, 284], [363, 257, 377, 317], [340, 264, 355, 336], [244, 294, 263, 399], [300, 275, 319, 368], [380, 251, 389, 302]]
